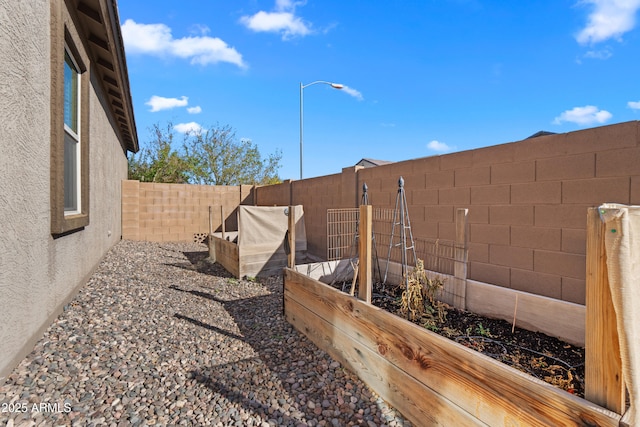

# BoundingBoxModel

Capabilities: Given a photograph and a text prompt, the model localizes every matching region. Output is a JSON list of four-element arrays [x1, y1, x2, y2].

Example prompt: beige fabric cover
[[599, 204, 639, 426], [237, 205, 306, 253]]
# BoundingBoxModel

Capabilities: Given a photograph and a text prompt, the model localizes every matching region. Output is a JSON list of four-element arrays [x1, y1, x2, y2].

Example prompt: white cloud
[[240, 12, 311, 39], [275, 0, 299, 11], [189, 24, 211, 36], [145, 95, 188, 112], [239, 1, 312, 40], [427, 140, 453, 153], [187, 106, 202, 114], [576, 0, 640, 45], [341, 85, 363, 101], [174, 122, 203, 134], [583, 48, 613, 59], [629, 101, 640, 109], [553, 105, 612, 125], [121, 19, 246, 68]]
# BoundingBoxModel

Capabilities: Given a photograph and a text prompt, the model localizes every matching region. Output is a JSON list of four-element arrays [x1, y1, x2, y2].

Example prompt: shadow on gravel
[[169, 253, 405, 424], [163, 250, 235, 278], [182, 250, 209, 264], [173, 313, 245, 341], [169, 280, 352, 425], [188, 358, 295, 423]]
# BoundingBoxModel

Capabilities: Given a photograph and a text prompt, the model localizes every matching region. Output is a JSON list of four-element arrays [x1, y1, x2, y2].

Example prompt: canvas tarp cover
[[237, 205, 306, 254], [599, 204, 640, 426]]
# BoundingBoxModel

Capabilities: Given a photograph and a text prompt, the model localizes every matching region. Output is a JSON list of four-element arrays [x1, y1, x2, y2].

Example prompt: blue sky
[[119, 0, 640, 180]]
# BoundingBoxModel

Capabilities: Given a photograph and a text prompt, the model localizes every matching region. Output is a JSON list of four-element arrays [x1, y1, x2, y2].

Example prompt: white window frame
[[63, 46, 81, 215]]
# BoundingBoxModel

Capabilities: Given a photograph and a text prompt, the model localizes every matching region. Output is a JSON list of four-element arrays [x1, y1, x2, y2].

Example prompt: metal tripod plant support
[[383, 177, 417, 308]]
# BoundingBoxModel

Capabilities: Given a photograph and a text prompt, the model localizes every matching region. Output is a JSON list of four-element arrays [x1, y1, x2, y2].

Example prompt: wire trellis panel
[[327, 208, 463, 275], [376, 235, 462, 276], [327, 207, 469, 308], [414, 239, 460, 277], [327, 208, 359, 261]]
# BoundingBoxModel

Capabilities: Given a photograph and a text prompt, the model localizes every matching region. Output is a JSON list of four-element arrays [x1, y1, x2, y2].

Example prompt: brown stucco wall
[[0, 0, 132, 379], [255, 120, 640, 305]]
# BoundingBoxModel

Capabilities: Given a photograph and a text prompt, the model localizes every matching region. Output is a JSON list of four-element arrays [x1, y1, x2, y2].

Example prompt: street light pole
[[299, 81, 344, 180]]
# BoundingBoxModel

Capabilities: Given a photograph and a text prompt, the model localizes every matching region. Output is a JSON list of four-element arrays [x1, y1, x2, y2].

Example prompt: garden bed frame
[[283, 206, 627, 426], [208, 205, 307, 278]]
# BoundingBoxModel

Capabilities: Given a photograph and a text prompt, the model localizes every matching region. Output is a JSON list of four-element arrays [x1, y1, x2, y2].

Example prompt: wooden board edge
[[285, 295, 486, 427], [284, 269, 621, 427]]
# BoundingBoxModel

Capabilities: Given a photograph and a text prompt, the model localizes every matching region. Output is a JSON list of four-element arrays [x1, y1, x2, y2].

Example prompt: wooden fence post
[[453, 208, 469, 310], [358, 205, 372, 303], [208, 206, 216, 262], [220, 205, 226, 240], [585, 208, 624, 414], [288, 206, 296, 269]]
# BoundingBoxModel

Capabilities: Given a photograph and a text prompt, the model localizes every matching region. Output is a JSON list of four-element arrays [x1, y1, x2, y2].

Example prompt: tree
[[128, 123, 190, 183], [128, 122, 282, 185], [184, 124, 282, 185]]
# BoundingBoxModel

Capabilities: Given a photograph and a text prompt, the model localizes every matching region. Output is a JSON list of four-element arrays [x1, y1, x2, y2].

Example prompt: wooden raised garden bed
[[283, 206, 628, 426], [208, 205, 307, 278]]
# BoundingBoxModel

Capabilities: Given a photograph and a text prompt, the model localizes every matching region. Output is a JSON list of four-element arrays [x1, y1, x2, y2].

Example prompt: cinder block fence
[[122, 120, 640, 307], [121, 180, 255, 242]]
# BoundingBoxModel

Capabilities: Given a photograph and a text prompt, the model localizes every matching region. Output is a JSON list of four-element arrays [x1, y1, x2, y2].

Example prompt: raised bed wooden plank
[[284, 268, 620, 427], [212, 237, 239, 278], [466, 279, 585, 347], [585, 208, 624, 413], [284, 274, 518, 425], [286, 295, 486, 426], [358, 205, 372, 303], [239, 249, 306, 278], [294, 259, 352, 283], [211, 234, 305, 278]]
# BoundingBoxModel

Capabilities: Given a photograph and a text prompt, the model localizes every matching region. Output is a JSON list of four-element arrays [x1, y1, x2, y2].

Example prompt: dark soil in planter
[[333, 281, 585, 398]]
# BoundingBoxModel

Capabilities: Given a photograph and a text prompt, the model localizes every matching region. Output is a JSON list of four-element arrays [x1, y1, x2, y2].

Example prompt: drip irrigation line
[[512, 343, 585, 370], [455, 336, 583, 370], [371, 293, 396, 300], [455, 335, 508, 355], [497, 358, 538, 378]]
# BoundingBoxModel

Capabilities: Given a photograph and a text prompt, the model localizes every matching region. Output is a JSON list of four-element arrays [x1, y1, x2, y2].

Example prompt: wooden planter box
[[210, 232, 306, 278], [208, 205, 307, 278], [209, 233, 241, 278], [283, 268, 621, 426]]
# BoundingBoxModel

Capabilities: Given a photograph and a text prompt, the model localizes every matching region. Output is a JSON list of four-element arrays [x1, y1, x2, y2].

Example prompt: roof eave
[[75, 0, 139, 153]]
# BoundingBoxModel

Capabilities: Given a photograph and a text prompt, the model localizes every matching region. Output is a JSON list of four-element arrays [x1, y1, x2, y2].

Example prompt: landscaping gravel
[[0, 240, 411, 427]]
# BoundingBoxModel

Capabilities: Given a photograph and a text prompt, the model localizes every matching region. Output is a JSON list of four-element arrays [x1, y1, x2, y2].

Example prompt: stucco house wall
[[0, 0, 137, 379]]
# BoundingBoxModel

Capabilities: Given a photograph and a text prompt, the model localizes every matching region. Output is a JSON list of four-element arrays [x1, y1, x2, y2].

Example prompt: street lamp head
[[301, 80, 344, 90]]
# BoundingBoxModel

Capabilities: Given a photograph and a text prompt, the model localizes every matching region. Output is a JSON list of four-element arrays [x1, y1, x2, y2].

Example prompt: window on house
[[63, 48, 80, 214], [51, 26, 89, 236]]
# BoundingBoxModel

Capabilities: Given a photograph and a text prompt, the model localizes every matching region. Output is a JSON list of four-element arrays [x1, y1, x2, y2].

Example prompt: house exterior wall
[[0, 1, 131, 379], [255, 121, 640, 306]]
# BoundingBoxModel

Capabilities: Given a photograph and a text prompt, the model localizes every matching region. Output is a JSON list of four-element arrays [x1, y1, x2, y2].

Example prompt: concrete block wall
[[122, 181, 255, 242], [291, 173, 343, 257], [255, 120, 640, 305], [256, 179, 293, 206]]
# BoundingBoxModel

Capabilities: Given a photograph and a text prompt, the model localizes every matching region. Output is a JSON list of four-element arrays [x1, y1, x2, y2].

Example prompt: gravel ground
[[0, 240, 411, 427]]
